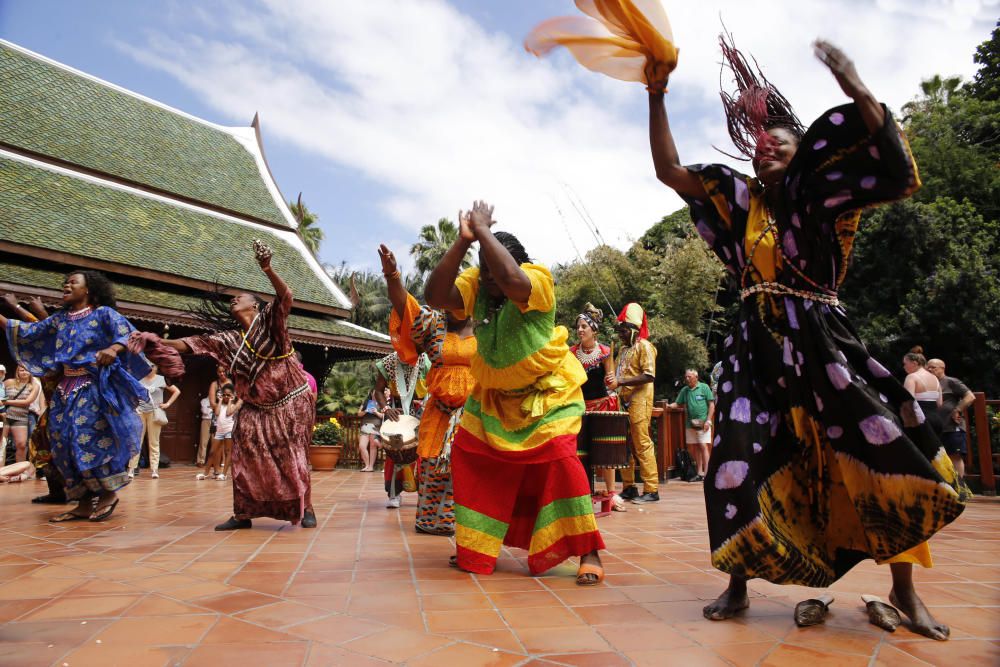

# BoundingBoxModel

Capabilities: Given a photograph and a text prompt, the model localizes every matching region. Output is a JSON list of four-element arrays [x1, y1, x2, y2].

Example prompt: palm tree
[[289, 194, 325, 256], [325, 262, 391, 334], [410, 217, 473, 275]]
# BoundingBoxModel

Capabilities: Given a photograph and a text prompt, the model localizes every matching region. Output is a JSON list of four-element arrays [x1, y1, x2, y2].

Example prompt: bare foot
[[889, 587, 949, 640], [703, 583, 750, 620], [576, 550, 603, 585]]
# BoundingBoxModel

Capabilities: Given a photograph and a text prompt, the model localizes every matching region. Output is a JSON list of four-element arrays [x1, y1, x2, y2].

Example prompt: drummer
[[374, 352, 429, 508], [571, 304, 626, 512]]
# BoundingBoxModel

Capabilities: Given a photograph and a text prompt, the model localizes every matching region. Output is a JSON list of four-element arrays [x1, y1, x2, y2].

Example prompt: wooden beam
[[0, 242, 349, 318]]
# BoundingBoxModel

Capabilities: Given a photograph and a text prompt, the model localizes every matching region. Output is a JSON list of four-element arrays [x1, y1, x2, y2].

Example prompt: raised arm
[[378, 244, 409, 318], [469, 201, 532, 303], [814, 40, 884, 134], [425, 212, 475, 312], [2, 294, 44, 324], [648, 87, 708, 200]]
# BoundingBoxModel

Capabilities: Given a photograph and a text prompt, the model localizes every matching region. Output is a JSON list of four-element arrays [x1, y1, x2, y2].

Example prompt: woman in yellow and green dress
[[426, 201, 605, 584], [378, 244, 476, 535]]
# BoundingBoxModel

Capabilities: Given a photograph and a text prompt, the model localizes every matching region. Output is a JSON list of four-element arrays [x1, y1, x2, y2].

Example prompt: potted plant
[[310, 417, 344, 471]]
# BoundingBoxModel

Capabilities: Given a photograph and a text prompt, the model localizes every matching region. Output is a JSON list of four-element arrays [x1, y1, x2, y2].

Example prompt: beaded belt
[[739, 282, 840, 306], [244, 383, 310, 411], [63, 366, 90, 377]]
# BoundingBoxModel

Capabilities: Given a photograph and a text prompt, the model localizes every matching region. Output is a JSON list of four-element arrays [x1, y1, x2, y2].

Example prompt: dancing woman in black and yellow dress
[[644, 38, 968, 638], [530, 1, 966, 637]]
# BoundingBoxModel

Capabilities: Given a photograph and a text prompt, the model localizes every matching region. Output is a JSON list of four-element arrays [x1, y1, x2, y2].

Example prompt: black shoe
[[631, 492, 660, 504], [693, 475, 705, 482], [301, 509, 317, 528], [215, 516, 252, 531], [620, 486, 640, 500], [32, 493, 69, 504]]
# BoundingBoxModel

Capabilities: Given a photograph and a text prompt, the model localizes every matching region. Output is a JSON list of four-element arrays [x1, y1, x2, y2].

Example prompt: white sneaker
[[386, 495, 401, 509], [216, 474, 226, 481], [127, 470, 134, 479], [611, 494, 627, 512], [151, 472, 159, 479], [196, 473, 206, 480]]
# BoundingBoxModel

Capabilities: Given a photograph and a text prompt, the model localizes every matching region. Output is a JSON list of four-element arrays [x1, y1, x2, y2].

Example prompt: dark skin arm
[[425, 232, 473, 311], [373, 373, 400, 422], [469, 201, 532, 303], [1, 293, 47, 323], [648, 88, 707, 200], [814, 40, 884, 134], [377, 244, 409, 318]]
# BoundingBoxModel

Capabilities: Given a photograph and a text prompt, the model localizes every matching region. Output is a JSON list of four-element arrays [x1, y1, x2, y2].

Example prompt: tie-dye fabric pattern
[[681, 104, 967, 586]]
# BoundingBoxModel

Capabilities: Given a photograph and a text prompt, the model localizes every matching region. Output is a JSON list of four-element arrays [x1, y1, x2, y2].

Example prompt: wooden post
[[972, 392, 996, 496]]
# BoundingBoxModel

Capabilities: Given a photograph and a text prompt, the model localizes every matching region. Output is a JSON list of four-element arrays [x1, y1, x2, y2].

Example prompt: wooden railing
[[319, 393, 998, 495], [316, 413, 385, 469], [965, 393, 998, 496]]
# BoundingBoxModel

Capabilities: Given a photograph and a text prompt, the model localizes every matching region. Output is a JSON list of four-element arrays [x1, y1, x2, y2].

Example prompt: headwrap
[[577, 302, 603, 332], [617, 302, 649, 339]]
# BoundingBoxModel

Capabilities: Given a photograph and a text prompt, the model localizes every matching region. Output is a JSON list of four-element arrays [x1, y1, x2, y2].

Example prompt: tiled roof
[[0, 42, 289, 227], [0, 260, 389, 346], [0, 156, 340, 308]]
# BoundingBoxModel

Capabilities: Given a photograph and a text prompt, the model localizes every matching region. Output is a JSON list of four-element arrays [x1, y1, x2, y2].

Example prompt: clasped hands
[[458, 200, 496, 243]]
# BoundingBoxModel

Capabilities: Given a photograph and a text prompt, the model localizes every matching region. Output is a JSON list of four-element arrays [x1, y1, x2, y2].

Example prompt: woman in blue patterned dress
[[1, 271, 147, 522], [644, 37, 966, 639]]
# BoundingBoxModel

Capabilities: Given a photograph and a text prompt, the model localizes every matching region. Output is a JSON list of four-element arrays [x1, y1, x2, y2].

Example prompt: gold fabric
[[525, 0, 678, 88], [620, 391, 658, 493]]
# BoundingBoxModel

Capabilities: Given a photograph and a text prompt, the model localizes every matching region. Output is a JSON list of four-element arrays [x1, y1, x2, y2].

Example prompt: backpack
[[675, 449, 698, 482]]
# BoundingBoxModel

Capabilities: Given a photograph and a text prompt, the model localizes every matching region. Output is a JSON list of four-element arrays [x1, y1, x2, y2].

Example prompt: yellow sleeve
[[452, 267, 480, 321], [516, 263, 555, 314], [638, 340, 657, 378]]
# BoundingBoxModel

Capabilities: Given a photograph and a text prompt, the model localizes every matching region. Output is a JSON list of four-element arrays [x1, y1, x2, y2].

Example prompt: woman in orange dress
[[379, 244, 475, 535]]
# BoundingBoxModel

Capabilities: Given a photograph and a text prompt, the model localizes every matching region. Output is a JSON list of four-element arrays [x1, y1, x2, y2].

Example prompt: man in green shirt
[[668, 369, 715, 481]]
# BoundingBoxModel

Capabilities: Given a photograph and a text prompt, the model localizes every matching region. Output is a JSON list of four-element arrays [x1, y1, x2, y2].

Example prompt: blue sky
[[2, 1, 995, 274]]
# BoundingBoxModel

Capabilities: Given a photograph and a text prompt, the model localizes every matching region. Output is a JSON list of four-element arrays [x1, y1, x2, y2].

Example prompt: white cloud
[[118, 0, 997, 265]]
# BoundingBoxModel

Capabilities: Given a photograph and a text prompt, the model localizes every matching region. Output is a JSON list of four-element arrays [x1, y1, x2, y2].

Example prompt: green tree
[[289, 197, 325, 255], [325, 263, 390, 334], [411, 218, 472, 275], [843, 25, 1000, 395]]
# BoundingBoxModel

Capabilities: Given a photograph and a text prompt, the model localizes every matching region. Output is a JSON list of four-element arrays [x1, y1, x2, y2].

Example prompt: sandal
[[576, 562, 605, 586], [862, 594, 901, 632], [89, 498, 120, 522], [49, 510, 91, 523], [794, 594, 834, 627]]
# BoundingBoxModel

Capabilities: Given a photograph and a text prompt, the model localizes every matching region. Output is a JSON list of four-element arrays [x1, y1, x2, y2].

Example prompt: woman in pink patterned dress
[[160, 242, 317, 530]]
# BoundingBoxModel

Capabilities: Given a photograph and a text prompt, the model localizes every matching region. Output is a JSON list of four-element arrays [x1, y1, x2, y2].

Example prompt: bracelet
[[384, 270, 401, 280], [646, 85, 668, 94]]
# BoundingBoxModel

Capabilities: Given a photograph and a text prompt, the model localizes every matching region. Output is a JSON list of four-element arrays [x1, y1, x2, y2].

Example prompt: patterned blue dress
[[681, 104, 968, 586], [6, 306, 147, 498]]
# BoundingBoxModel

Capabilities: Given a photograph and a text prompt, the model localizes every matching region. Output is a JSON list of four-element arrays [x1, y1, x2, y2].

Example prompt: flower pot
[[309, 444, 343, 471]]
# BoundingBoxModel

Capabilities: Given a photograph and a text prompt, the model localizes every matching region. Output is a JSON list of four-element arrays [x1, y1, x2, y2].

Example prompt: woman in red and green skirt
[[426, 201, 605, 585]]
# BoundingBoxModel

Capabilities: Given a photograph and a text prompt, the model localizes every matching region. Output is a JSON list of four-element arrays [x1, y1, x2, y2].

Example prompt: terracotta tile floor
[[0, 468, 997, 666]]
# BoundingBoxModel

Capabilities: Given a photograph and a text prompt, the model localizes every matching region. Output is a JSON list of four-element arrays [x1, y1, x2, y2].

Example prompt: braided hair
[[718, 30, 805, 162], [493, 231, 531, 265]]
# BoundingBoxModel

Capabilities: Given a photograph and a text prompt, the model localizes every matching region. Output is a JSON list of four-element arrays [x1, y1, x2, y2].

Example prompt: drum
[[582, 411, 632, 469], [380, 415, 420, 465]]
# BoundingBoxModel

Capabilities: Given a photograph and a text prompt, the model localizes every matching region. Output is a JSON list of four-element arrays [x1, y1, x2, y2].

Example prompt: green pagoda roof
[[0, 41, 290, 227], [0, 155, 345, 310]]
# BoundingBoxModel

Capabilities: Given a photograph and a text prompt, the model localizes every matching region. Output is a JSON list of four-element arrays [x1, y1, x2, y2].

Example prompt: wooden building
[[0, 40, 391, 463]]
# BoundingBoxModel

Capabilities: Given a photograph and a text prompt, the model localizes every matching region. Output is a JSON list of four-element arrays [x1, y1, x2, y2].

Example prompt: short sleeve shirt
[[939, 375, 972, 432], [675, 382, 714, 428]]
